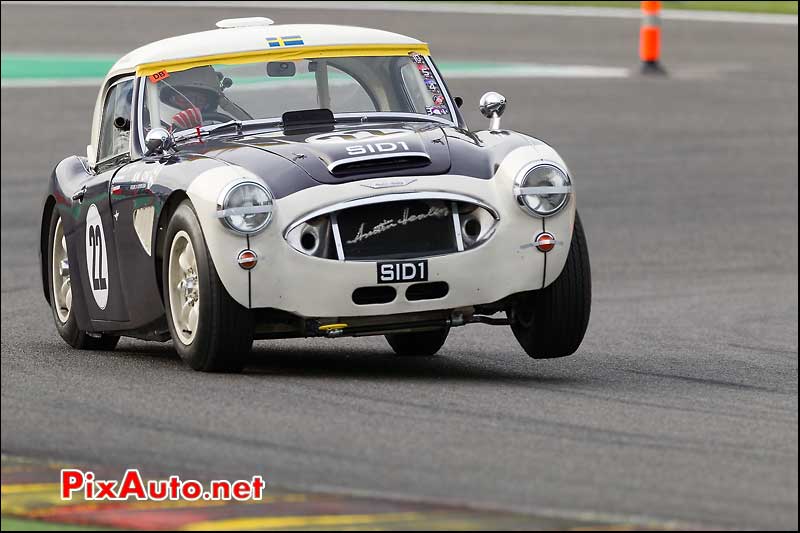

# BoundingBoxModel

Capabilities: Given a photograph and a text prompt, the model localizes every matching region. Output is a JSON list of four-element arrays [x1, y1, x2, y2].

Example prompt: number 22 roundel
[[85, 204, 109, 310]]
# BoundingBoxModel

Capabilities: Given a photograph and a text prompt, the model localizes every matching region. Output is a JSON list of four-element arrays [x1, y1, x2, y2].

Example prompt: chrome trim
[[479, 91, 507, 131], [237, 249, 258, 265], [329, 213, 345, 261], [519, 240, 563, 250], [326, 152, 431, 174], [236, 248, 258, 270], [136, 76, 146, 154], [451, 201, 465, 252], [284, 191, 500, 236], [216, 179, 275, 235], [216, 205, 273, 218], [360, 178, 418, 189], [518, 185, 573, 195], [512, 161, 572, 218], [333, 112, 456, 127]]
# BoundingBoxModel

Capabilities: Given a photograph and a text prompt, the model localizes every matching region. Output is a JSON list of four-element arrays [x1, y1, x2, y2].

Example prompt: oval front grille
[[285, 193, 499, 261], [337, 199, 456, 260]]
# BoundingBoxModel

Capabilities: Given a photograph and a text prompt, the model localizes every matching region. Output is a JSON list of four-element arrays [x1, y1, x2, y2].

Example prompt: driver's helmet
[[159, 66, 221, 113]]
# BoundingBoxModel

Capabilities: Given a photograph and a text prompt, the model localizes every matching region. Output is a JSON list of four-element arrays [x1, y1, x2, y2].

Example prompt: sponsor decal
[[148, 70, 170, 83], [85, 204, 109, 310], [425, 105, 449, 116], [408, 52, 450, 116], [424, 78, 439, 92], [266, 35, 304, 48], [346, 205, 450, 245]]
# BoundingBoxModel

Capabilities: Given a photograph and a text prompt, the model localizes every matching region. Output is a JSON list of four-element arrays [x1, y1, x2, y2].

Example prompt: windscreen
[[141, 54, 453, 135]]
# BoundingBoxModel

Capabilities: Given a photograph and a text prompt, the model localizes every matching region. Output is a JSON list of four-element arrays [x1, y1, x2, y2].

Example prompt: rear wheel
[[47, 209, 119, 350], [163, 201, 253, 372], [509, 212, 591, 359], [385, 327, 449, 357]]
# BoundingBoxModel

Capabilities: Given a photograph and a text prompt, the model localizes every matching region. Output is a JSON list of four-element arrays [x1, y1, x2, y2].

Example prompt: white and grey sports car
[[40, 18, 591, 372]]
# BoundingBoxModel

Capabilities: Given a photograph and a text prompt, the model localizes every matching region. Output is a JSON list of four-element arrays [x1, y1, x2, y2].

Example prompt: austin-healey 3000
[[40, 18, 591, 371]]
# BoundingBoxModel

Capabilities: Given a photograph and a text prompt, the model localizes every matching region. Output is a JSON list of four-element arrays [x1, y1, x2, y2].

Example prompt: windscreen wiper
[[173, 120, 244, 143]]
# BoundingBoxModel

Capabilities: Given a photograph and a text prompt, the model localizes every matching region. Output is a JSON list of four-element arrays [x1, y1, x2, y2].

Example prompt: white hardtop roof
[[108, 23, 426, 78]]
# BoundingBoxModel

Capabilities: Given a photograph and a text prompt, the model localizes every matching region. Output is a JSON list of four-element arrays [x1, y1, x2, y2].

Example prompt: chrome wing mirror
[[479, 92, 507, 131], [145, 127, 175, 156]]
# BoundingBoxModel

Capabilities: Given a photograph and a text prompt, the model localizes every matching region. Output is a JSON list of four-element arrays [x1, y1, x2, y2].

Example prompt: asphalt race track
[[1, 2, 797, 530]]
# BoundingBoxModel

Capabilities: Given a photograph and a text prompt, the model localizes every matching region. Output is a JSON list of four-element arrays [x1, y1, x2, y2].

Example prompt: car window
[[327, 65, 376, 113], [400, 61, 435, 114], [141, 55, 453, 134], [97, 78, 133, 163]]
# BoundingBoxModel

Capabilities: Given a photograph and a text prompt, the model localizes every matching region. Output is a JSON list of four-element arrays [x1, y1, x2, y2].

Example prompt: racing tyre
[[47, 209, 119, 350], [163, 201, 253, 372], [385, 327, 449, 357], [509, 212, 591, 359]]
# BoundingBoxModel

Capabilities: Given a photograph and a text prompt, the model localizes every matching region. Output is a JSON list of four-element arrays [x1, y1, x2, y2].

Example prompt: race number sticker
[[85, 204, 109, 309]]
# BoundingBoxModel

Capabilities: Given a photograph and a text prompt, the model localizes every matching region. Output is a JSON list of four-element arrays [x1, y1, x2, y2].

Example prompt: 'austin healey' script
[[346, 205, 450, 244]]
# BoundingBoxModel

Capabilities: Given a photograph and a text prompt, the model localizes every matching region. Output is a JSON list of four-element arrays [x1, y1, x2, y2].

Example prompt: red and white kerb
[[237, 249, 258, 270], [534, 232, 557, 253]]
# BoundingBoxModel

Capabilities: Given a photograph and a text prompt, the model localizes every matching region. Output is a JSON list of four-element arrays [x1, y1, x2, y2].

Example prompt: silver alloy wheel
[[168, 230, 200, 345], [51, 215, 71, 323]]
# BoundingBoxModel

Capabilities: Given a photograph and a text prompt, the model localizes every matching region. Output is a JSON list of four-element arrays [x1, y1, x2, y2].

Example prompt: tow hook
[[318, 323, 348, 337]]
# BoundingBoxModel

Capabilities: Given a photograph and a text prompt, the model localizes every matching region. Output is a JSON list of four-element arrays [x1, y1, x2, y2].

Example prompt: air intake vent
[[352, 286, 397, 305], [328, 153, 431, 177], [406, 282, 449, 301]]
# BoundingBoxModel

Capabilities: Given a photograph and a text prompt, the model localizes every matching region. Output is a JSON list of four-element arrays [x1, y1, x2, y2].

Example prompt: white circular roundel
[[84, 204, 109, 310]]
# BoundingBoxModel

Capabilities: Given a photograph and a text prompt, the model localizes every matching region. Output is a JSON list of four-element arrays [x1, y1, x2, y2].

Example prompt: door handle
[[72, 186, 86, 202]]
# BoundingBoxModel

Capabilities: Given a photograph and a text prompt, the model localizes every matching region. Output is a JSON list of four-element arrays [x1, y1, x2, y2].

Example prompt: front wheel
[[163, 201, 253, 372], [47, 208, 118, 350], [385, 327, 449, 357], [509, 212, 591, 359]]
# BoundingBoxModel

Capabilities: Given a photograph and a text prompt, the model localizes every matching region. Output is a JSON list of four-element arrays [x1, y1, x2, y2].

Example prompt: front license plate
[[377, 260, 428, 284]]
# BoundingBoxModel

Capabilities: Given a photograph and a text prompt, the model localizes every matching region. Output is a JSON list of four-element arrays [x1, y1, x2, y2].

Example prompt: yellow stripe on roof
[[136, 43, 431, 76]]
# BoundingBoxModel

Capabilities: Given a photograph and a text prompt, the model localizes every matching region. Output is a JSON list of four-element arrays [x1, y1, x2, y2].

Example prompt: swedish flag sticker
[[266, 35, 304, 48]]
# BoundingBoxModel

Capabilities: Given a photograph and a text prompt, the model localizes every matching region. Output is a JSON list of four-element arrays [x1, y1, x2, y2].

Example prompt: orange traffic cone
[[640, 1, 667, 75]]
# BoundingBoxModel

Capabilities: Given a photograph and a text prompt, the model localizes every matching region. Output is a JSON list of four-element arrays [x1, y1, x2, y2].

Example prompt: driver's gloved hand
[[171, 107, 203, 130]]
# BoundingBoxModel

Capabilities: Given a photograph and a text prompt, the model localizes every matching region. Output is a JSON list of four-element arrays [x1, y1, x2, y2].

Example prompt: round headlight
[[514, 163, 572, 217], [217, 181, 274, 234]]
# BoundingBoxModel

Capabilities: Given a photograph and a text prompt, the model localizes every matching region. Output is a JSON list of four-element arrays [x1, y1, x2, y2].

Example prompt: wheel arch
[[40, 195, 57, 304], [154, 190, 191, 300]]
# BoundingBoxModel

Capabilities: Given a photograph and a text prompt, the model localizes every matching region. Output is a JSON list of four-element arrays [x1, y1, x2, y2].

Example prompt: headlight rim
[[513, 161, 572, 218], [216, 179, 275, 235]]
